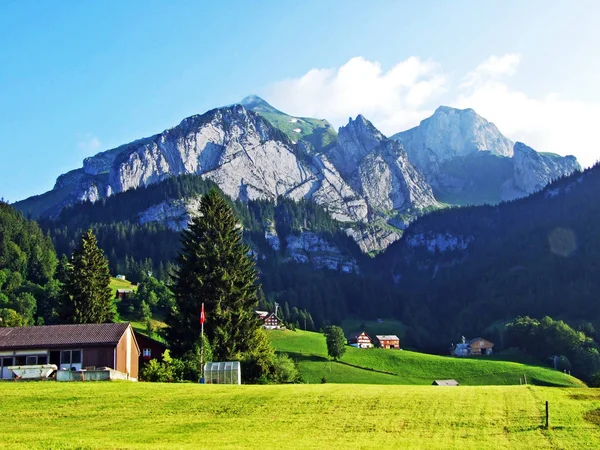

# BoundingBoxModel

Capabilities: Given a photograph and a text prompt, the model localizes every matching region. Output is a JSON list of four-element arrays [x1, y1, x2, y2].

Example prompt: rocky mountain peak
[[239, 95, 281, 114], [395, 106, 514, 161], [512, 142, 580, 193]]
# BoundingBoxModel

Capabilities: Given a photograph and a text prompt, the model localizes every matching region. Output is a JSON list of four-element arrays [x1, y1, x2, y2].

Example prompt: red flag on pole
[[200, 303, 205, 324]]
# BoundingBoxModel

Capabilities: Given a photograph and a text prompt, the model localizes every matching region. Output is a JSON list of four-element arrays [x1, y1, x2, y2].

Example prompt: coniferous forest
[[4, 163, 600, 380]]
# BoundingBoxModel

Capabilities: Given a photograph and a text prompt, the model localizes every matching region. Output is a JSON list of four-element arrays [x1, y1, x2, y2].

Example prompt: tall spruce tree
[[166, 190, 273, 377], [63, 229, 115, 324]]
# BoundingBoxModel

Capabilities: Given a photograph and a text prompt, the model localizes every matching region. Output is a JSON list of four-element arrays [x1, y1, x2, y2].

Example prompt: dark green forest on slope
[[35, 175, 396, 329], [8, 162, 600, 365], [376, 163, 600, 351]]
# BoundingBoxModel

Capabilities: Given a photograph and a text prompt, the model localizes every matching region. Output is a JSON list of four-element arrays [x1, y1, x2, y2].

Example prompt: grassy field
[[109, 276, 137, 298], [269, 329, 583, 387], [1, 382, 599, 449]]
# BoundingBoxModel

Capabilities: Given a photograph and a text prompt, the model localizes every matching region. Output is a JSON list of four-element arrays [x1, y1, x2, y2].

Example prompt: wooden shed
[[432, 379, 459, 386], [0, 323, 140, 380]]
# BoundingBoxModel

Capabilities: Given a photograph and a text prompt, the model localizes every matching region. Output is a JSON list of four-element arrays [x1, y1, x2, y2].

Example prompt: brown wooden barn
[[0, 323, 140, 380], [467, 337, 494, 355], [347, 331, 373, 348], [134, 331, 167, 367], [374, 335, 401, 349]]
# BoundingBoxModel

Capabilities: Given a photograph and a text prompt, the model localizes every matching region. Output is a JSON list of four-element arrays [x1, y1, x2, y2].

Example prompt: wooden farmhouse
[[116, 289, 133, 299], [255, 310, 281, 329], [0, 323, 140, 381], [375, 335, 400, 349], [467, 337, 494, 355], [133, 331, 167, 368], [347, 331, 373, 348], [453, 337, 494, 356]]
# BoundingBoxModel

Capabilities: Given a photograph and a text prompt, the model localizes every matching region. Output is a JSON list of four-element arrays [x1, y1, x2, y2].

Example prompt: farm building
[[452, 337, 494, 356], [256, 310, 281, 329], [467, 337, 494, 355], [204, 361, 241, 384], [374, 335, 400, 349], [347, 331, 373, 348], [116, 289, 133, 299], [134, 331, 167, 368], [0, 323, 140, 381], [432, 379, 459, 386]]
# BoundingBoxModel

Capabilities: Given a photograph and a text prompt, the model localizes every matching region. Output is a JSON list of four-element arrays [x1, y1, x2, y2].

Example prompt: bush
[[589, 371, 600, 387], [272, 353, 300, 383], [140, 359, 173, 382]]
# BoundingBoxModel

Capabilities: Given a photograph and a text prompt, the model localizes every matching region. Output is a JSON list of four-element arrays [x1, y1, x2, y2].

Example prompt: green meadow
[[1, 383, 599, 449], [269, 329, 583, 387]]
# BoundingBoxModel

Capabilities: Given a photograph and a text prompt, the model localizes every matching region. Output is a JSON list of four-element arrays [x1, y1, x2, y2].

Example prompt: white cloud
[[455, 55, 600, 168], [266, 56, 446, 134], [77, 134, 102, 154], [461, 53, 521, 87], [264, 55, 600, 168]]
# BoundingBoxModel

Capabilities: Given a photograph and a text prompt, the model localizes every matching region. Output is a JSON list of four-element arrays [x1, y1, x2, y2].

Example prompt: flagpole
[[200, 302, 205, 383]]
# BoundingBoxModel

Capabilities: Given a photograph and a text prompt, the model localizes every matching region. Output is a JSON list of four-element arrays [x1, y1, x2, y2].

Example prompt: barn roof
[[467, 337, 494, 346], [0, 323, 132, 350], [375, 335, 400, 341], [432, 379, 459, 386]]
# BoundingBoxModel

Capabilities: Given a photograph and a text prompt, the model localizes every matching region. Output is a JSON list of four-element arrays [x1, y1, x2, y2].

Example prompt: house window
[[143, 349, 151, 358], [26, 356, 38, 365], [61, 350, 82, 365], [1, 357, 13, 367]]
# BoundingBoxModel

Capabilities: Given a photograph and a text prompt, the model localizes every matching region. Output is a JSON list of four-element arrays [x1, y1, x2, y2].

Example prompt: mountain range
[[9, 95, 599, 349], [15, 96, 579, 253]]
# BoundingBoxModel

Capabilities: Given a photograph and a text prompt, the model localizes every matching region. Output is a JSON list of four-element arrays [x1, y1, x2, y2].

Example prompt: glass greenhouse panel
[[203, 361, 241, 385]]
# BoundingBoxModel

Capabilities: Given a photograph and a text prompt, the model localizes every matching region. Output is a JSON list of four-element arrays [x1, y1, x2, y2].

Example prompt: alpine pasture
[[1, 383, 600, 449], [269, 329, 583, 387]]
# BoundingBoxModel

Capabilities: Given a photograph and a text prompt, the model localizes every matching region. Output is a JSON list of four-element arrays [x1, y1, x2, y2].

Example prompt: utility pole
[[200, 302, 205, 383]]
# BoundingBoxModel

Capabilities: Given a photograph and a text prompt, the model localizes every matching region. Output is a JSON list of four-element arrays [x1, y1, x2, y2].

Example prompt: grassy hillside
[[109, 276, 137, 298], [1, 383, 599, 449], [269, 329, 583, 387]]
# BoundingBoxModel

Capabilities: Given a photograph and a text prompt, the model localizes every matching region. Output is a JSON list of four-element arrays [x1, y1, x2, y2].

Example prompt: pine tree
[[63, 229, 115, 324], [166, 190, 273, 377]]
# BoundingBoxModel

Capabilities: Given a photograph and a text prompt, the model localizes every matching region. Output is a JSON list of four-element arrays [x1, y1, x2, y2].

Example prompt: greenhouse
[[203, 361, 241, 385]]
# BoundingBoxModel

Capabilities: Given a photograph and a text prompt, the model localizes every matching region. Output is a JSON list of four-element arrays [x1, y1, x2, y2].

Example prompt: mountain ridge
[[15, 96, 580, 252]]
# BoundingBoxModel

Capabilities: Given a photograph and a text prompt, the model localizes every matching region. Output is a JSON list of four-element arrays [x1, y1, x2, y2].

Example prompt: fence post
[[545, 401, 549, 428]]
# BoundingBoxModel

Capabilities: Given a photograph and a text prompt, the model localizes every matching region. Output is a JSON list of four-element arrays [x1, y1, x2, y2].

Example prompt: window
[[26, 356, 37, 365], [38, 356, 47, 365], [1, 357, 13, 367], [61, 350, 82, 365], [143, 349, 151, 357]]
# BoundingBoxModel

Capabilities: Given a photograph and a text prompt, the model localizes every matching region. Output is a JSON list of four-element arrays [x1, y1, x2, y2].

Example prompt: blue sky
[[1, 0, 599, 202]]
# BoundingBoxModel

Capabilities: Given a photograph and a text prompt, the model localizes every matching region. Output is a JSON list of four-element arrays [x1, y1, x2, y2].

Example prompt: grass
[[109, 277, 167, 333], [109, 276, 137, 298], [269, 330, 584, 387], [1, 382, 600, 449]]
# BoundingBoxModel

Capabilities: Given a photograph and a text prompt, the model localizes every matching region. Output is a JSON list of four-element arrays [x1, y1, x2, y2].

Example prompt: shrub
[[272, 353, 300, 383]]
